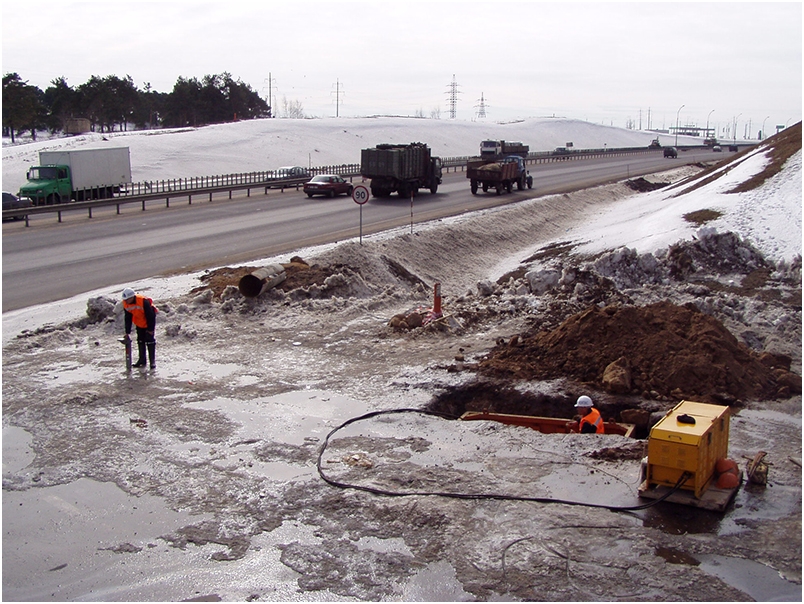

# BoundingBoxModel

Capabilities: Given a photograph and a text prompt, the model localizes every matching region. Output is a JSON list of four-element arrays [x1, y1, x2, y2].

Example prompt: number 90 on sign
[[352, 185, 370, 205]]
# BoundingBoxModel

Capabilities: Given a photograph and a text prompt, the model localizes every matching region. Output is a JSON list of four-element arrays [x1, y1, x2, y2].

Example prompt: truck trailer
[[467, 156, 532, 195], [360, 143, 442, 198], [480, 140, 529, 159], [19, 147, 132, 205]]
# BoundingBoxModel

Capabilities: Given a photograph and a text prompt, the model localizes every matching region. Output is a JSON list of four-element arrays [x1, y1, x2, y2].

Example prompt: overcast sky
[[3, 2, 801, 137]]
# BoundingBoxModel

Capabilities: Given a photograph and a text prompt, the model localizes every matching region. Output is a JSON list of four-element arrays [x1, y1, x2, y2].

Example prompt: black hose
[[316, 408, 690, 512]]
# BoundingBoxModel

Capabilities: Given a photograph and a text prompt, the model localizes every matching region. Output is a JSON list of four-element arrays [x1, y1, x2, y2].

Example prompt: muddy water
[[2, 390, 371, 602], [697, 554, 802, 602], [3, 390, 487, 601], [3, 386, 800, 601]]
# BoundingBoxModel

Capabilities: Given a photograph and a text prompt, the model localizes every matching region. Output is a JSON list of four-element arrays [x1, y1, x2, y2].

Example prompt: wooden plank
[[637, 472, 742, 512]]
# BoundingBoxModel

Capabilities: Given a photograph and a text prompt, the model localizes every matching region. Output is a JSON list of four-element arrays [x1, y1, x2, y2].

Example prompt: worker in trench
[[122, 287, 158, 369], [574, 395, 605, 434]]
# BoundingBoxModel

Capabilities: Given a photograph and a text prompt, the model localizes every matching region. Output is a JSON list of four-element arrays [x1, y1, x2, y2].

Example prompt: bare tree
[[430, 106, 441, 120], [281, 96, 305, 119]]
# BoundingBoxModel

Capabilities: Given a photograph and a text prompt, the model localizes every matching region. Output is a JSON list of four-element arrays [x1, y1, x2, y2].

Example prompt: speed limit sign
[[352, 185, 370, 205]]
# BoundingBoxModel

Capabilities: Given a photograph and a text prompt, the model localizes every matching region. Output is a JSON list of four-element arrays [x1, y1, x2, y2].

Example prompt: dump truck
[[480, 140, 529, 159], [360, 143, 442, 198], [467, 155, 532, 195], [19, 147, 132, 206]]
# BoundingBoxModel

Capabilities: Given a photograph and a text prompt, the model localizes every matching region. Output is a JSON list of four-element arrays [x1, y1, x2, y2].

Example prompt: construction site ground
[[2, 162, 801, 601]]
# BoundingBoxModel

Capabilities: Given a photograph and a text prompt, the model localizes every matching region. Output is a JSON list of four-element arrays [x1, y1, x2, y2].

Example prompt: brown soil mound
[[194, 258, 335, 299], [477, 301, 795, 403]]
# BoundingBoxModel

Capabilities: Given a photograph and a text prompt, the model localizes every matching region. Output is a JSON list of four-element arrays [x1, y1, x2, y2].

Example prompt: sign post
[[352, 185, 369, 244]]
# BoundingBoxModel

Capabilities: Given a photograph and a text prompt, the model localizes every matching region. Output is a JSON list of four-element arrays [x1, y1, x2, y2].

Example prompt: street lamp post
[[675, 104, 685, 147], [706, 109, 715, 142], [761, 116, 770, 140], [733, 113, 742, 145]]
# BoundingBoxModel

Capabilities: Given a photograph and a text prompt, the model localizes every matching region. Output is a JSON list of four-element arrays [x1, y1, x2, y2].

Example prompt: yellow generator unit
[[647, 400, 730, 498]]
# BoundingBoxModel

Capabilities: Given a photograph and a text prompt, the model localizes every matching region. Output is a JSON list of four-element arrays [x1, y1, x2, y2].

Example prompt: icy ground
[[2, 120, 801, 601]]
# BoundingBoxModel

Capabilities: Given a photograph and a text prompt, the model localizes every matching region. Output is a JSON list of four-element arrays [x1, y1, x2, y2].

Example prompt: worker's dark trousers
[[134, 326, 156, 368]]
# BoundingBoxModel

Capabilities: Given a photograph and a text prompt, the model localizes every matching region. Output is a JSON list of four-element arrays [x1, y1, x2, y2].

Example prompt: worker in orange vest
[[575, 395, 604, 434], [122, 288, 158, 369]]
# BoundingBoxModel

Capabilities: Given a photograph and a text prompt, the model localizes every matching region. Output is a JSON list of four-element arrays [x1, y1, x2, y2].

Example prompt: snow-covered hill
[[2, 117, 703, 193]]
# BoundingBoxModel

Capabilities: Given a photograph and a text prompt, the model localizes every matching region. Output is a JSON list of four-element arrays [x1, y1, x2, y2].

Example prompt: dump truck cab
[[19, 164, 73, 205]]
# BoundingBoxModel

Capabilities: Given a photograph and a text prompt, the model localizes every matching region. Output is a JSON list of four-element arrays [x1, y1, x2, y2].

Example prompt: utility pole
[[332, 79, 345, 117], [263, 73, 276, 118], [445, 74, 461, 120]]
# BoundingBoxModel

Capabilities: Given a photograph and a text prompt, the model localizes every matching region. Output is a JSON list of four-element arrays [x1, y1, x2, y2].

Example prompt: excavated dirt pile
[[477, 300, 799, 404]]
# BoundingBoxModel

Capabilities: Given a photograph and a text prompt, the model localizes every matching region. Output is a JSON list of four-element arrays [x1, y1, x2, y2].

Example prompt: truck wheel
[[506, 181, 513, 194], [482, 183, 488, 193], [470, 180, 478, 195], [430, 181, 438, 194], [496, 184, 503, 195], [527, 176, 533, 189]]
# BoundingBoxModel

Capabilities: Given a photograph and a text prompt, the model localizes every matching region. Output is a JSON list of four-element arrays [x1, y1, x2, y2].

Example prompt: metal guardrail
[[3, 144, 736, 225]]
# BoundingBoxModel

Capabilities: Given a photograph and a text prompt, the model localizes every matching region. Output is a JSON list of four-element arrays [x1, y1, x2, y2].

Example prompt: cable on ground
[[316, 407, 689, 512]]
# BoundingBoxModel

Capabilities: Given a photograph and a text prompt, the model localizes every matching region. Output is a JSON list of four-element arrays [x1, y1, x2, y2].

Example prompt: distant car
[[712, 145, 722, 152], [728, 145, 739, 152], [2, 192, 32, 220], [274, 166, 309, 179], [663, 147, 678, 158], [303, 174, 354, 198]]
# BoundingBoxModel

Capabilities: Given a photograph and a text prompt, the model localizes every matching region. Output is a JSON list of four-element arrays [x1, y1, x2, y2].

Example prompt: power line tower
[[331, 79, 345, 117], [474, 92, 488, 119], [445, 74, 461, 120]]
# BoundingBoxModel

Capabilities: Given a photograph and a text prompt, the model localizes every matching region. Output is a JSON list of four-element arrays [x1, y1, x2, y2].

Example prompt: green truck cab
[[18, 165, 73, 206]]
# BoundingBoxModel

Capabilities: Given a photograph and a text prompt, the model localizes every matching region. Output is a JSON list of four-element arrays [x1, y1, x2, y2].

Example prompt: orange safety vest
[[580, 407, 605, 434], [123, 295, 155, 329]]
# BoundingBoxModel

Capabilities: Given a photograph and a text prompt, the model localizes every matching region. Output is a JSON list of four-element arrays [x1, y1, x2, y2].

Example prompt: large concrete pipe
[[238, 264, 287, 298]]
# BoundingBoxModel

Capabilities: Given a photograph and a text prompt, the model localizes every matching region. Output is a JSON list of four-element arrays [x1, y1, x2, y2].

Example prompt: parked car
[[2, 191, 32, 221], [712, 145, 723, 152], [274, 166, 309, 179], [663, 147, 678, 158], [303, 175, 354, 198]]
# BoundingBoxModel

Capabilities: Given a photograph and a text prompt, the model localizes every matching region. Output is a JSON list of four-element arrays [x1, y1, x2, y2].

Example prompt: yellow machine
[[646, 400, 730, 498]]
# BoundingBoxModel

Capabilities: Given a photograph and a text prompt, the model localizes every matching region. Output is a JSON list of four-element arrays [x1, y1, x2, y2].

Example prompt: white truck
[[19, 147, 132, 205]]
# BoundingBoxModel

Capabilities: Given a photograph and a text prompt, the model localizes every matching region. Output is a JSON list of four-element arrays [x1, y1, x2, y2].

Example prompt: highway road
[[2, 148, 728, 311]]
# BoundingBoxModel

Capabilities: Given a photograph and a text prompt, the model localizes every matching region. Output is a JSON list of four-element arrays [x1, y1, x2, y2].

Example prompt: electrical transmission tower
[[331, 79, 345, 117], [445, 74, 461, 119], [475, 92, 488, 119]]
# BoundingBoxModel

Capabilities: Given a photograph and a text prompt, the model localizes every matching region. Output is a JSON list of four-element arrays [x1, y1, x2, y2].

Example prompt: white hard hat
[[575, 395, 593, 408], [122, 288, 136, 300]]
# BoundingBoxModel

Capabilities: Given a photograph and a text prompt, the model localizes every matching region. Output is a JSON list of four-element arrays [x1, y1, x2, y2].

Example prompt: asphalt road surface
[[2, 149, 728, 311]]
